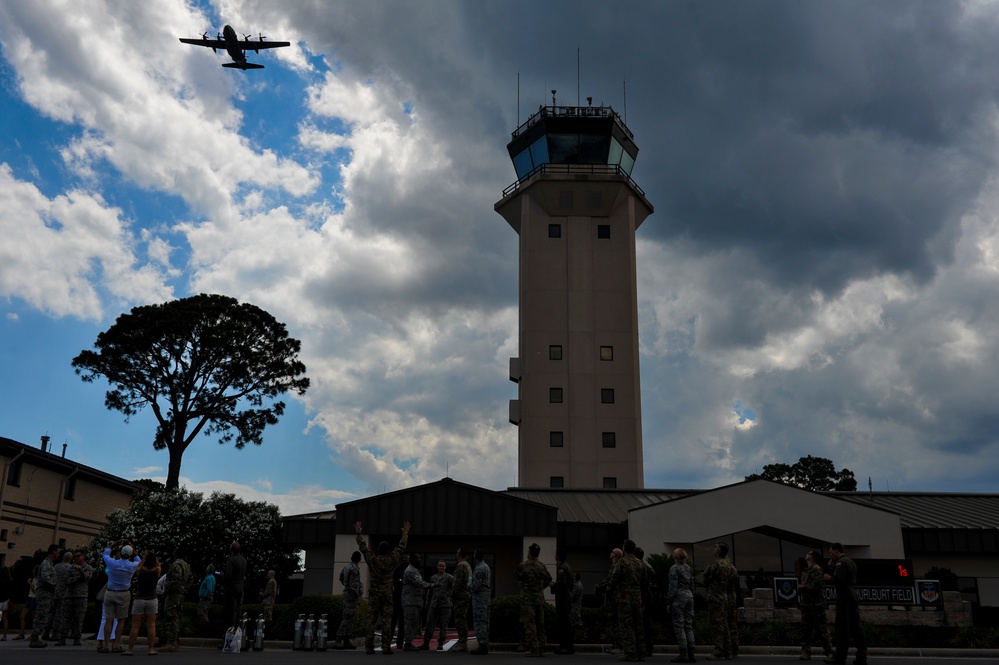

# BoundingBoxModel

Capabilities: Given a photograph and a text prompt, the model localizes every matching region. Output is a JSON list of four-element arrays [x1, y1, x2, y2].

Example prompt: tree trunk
[[166, 446, 184, 491]]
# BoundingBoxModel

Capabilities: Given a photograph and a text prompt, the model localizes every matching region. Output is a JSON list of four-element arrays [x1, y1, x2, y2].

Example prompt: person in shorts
[[101, 540, 141, 653], [125, 550, 161, 655]]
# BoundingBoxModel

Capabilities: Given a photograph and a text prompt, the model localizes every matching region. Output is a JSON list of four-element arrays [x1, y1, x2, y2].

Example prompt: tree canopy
[[745, 454, 858, 491], [86, 488, 300, 592], [72, 294, 309, 490]]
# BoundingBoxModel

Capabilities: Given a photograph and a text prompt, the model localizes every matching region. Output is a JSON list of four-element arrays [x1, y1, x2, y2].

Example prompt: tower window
[[550, 476, 565, 488], [64, 476, 77, 501], [550, 431, 564, 447], [603, 477, 617, 489], [600, 346, 613, 361], [549, 224, 562, 238], [549, 345, 563, 360], [602, 432, 617, 448], [597, 224, 611, 239], [601, 388, 615, 404], [550, 388, 563, 403]]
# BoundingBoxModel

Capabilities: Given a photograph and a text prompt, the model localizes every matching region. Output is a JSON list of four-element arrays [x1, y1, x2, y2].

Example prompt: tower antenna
[[623, 79, 628, 124], [517, 71, 520, 125], [577, 46, 580, 106]]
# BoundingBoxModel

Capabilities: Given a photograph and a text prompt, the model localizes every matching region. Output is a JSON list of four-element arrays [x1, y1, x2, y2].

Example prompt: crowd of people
[[0, 532, 867, 663]]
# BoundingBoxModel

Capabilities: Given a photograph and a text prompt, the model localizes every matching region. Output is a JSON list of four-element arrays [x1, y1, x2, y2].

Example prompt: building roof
[[1, 435, 140, 493], [505, 485, 999, 531], [836, 491, 999, 529], [504, 488, 694, 524]]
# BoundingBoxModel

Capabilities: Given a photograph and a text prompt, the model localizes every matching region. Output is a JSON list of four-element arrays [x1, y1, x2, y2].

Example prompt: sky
[[2, 0, 999, 516]]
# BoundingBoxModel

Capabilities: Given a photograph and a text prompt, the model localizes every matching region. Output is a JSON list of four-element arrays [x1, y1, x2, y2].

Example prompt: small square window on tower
[[601, 388, 615, 404], [550, 476, 565, 488], [600, 346, 613, 361], [597, 224, 611, 239], [603, 477, 617, 489], [550, 431, 564, 447], [550, 345, 563, 360], [602, 432, 617, 448], [549, 224, 562, 238], [550, 388, 564, 403]]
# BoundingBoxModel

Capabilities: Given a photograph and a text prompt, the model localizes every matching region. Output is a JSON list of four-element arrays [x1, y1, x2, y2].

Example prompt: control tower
[[495, 100, 654, 489]]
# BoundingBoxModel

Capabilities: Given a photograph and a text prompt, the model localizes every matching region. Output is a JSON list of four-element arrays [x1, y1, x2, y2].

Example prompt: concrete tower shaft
[[495, 104, 653, 489]]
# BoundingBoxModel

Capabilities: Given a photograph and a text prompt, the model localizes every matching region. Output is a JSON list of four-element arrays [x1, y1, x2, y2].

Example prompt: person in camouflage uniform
[[596, 548, 624, 654], [56, 551, 92, 646], [29, 544, 60, 648], [259, 570, 278, 622], [402, 553, 430, 650], [797, 550, 832, 660], [635, 547, 655, 658], [667, 547, 696, 663], [516, 543, 552, 657], [334, 551, 364, 649], [422, 559, 454, 650], [823, 543, 867, 665], [161, 546, 193, 652], [726, 554, 739, 658], [355, 519, 410, 654], [469, 549, 491, 655], [551, 547, 574, 654], [451, 548, 473, 652], [703, 542, 736, 660], [50, 552, 72, 642], [607, 539, 645, 663]]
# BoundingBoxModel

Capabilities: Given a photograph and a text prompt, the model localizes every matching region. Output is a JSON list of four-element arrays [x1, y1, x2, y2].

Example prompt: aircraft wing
[[242, 40, 290, 50], [179, 37, 226, 49]]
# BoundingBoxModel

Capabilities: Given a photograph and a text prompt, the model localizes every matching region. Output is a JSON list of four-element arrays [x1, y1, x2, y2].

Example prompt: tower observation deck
[[495, 104, 653, 490]]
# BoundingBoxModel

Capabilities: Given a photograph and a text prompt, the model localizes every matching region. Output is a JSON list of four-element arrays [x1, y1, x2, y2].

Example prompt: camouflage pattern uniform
[[162, 556, 193, 648], [32, 555, 57, 642], [452, 559, 472, 650], [596, 562, 622, 652], [356, 530, 408, 652], [667, 562, 695, 655], [59, 560, 93, 644], [470, 559, 491, 649], [516, 557, 552, 655], [726, 559, 739, 657], [423, 568, 454, 646], [260, 577, 278, 621], [50, 557, 71, 640], [703, 556, 736, 659], [799, 563, 832, 658], [336, 560, 362, 645], [402, 562, 430, 645], [607, 553, 645, 662]]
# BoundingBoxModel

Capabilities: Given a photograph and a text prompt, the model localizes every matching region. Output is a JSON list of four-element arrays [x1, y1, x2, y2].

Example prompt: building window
[[600, 346, 613, 361], [550, 476, 564, 488], [58, 538, 67, 549], [601, 388, 615, 404], [550, 388, 563, 403], [603, 477, 617, 489], [550, 431, 564, 447], [602, 432, 617, 448], [549, 224, 562, 238], [597, 224, 611, 239], [0, 528, 7, 541], [549, 345, 563, 360], [6, 461, 21, 487], [64, 476, 77, 501]]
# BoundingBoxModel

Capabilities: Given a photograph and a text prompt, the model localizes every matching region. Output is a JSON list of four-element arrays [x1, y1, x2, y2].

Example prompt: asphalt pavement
[[1, 638, 997, 665]]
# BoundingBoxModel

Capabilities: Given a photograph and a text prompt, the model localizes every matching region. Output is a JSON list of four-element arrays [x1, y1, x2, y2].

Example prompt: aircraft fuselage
[[222, 25, 246, 63]]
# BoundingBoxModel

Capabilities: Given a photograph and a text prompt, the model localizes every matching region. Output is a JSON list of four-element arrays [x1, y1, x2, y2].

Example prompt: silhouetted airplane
[[180, 25, 290, 70]]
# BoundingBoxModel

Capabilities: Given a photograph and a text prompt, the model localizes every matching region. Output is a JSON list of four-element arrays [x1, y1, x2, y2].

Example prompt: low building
[[0, 435, 140, 565], [285, 477, 999, 613]]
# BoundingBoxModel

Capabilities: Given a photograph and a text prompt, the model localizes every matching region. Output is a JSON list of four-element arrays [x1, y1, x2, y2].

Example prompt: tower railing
[[511, 105, 634, 140], [501, 163, 646, 199]]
